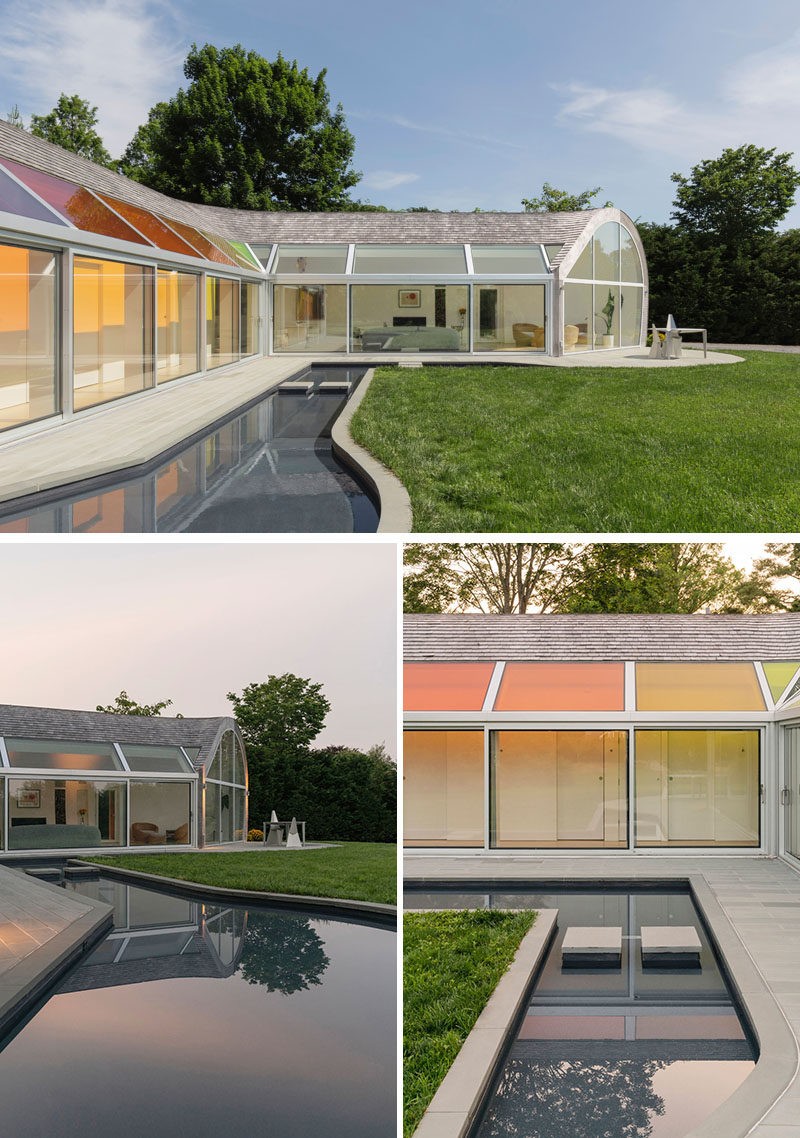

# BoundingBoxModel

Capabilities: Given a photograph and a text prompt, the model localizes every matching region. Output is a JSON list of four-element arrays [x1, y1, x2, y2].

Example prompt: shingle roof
[[403, 614, 800, 662], [0, 703, 238, 770], [0, 120, 597, 249]]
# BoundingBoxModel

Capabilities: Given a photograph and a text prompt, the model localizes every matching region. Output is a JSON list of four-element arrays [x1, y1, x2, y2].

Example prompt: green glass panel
[[231, 240, 263, 271], [763, 662, 800, 703]]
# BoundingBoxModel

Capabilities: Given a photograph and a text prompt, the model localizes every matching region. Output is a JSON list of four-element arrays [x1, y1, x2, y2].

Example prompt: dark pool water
[[0, 877, 395, 1137], [0, 367, 378, 533], [406, 885, 755, 1138]]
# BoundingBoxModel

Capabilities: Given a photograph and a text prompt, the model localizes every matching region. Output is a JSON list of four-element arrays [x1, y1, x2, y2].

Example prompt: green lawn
[[404, 909, 536, 1136], [350, 352, 799, 531], [87, 842, 396, 905]]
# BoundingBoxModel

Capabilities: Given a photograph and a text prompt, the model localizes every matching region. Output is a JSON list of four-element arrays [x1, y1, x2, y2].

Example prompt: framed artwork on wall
[[17, 788, 41, 808], [398, 289, 421, 308]]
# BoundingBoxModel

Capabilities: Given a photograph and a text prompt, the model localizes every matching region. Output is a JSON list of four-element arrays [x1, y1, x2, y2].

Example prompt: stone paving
[[405, 854, 800, 1136], [0, 864, 94, 976]]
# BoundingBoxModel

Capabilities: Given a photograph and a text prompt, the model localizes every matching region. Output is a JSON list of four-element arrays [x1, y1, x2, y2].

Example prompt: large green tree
[[30, 94, 112, 166], [119, 43, 360, 210], [670, 145, 800, 246], [522, 182, 612, 212], [227, 673, 330, 826]]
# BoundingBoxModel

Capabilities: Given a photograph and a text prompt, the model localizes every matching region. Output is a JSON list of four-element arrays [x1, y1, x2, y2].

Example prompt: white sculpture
[[266, 809, 282, 847], [286, 816, 303, 849]]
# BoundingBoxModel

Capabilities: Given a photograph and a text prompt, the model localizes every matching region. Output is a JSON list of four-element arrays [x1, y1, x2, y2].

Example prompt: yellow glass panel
[[636, 662, 765, 711], [206, 276, 239, 369], [635, 730, 759, 847], [403, 730, 484, 847], [491, 730, 627, 848], [0, 243, 58, 431], [404, 662, 495, 711], [763, 662, 800, 703], [157, 270, 198, 383]]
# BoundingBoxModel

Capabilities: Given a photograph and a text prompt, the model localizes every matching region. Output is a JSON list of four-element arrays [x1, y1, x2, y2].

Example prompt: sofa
[[9, 823, 102, 849], [360, 327, 461, 351]]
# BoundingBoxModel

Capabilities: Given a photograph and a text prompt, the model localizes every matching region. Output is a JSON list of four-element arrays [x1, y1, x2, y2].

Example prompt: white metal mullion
[[540, 244, 550, 270], [345, 243, 355, 274], [776, 663, 800, 708], [113, 743, 131, 772], [264, 244, 278, 274], [484, 725, 491, 851], [463, 244, 474, 274], [482, 662, 505, 711], [0, 162, 77, 226], [754, 662, 774, 709], [624, 662, 636, 711], [0, 737, 9, 767], [628, 727, 636, 850]]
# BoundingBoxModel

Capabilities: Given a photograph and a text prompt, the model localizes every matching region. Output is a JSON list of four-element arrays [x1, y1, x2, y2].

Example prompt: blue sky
[[1, 0, 800, 225]]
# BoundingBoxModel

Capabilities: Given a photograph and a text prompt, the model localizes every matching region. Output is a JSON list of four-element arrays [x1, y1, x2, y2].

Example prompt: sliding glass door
[[785, 727, 800, 860]]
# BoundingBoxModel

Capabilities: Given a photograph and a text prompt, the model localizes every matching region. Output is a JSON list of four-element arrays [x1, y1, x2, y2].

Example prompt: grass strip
[[404, 908, 536, 1136], [87, 842, 396, 905], [350, 352, 799, 531]]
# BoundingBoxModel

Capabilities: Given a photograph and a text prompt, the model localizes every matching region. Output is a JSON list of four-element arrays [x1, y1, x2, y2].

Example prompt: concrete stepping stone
[[561, 926, 622, 968], [63, 866, 100, 880], [317, 380, 351, 392], [278, 380, 313, 393], [641, 925, 702, 968], [24, 867, 62, 882]]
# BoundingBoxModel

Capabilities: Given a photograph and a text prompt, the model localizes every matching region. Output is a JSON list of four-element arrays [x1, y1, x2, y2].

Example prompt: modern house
[[0, 704, 247, 853], [0, 119, 648, 440], [403, 614, 800, 862]]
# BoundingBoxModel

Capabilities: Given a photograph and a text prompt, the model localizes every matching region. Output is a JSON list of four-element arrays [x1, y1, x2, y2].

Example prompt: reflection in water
[[0, 368, 378, 533], [405, 889, 756, 1138], [0, 878, 394, 1138]]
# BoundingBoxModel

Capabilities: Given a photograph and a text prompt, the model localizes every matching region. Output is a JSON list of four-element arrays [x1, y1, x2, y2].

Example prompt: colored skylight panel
[[0, 164, 67, 225], [2, 158, 151, 245], [494, 662, 625, 711], [159, 216, 237, 266], [636, 663, 765, 711], [199, 229, 259, 271], [230, 240, 263, 271], [404, 661, 495, 711], [97, 193, 200, 257], [762, 662, 800, 703]]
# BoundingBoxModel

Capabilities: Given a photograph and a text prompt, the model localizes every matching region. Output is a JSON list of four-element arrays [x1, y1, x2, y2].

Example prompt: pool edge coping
[[0, 872, 113, 1038], [72, 860, 397, 925], [411, 909, 558, 1138], [405, 876, 799, 1138], [330, 367, 413, 533]]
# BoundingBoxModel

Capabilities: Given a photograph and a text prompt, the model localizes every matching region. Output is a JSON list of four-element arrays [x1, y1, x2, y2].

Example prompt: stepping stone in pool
[[317, 380, 351, 392], [641, 925, 702, 968], [25, 867, 62, 882], [278, 380, 314, 393], [561, 926, 622, 968]]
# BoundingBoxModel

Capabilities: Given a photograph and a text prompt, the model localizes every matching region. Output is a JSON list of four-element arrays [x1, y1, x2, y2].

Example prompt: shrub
[[247, 828, 264, 842]]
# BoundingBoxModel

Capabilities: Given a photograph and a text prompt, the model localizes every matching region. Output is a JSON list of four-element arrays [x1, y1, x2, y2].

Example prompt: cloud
[[351, 110, 525, 154], [554, 33, 800, 163], [0, 0, 187, 155], [362, 170, 420, 190]]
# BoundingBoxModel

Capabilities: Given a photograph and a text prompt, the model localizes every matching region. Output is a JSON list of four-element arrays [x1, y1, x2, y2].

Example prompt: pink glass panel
[[403, 662, 495, 711]]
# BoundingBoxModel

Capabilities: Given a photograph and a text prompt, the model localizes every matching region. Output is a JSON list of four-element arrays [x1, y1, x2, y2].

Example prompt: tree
[[227, 673, 330, 825], [96, 690, 181, 716], [670, 145, 800, 246], [30, 94, 112, 166], [238, 912, 329, 993], [522, 182, 613, 212], [119, 43, 361, 210], [5, 105, 24, 128]]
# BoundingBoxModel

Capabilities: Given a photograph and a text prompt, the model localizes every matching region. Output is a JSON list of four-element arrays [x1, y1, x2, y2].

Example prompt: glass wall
[[491, 730, 627, 848], [5, 738, 122, 770], [621, 285, 643, 347], [473, 285, 545, 352], [73, 256, 154, 410], [352, 285, 468, 352], [403, 730, 484, 846], [130, 781, 191, 845], [156, 269, 198, 383], [635, 730, 759, 847], [206, 276, 239, 369], [241, 281, 260, 356], [273, 283, 347, 352], [204, 729, 247, 843], [7, 778, 126, 849], [0, 242, 58, 432], [564, 222, 644, 349], [404, 662, 495, 711], [563, 282, 593, 351], [786, 726, 800, 860]]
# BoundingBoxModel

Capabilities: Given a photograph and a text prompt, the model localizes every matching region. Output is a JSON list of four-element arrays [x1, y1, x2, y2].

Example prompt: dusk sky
[[1, 0, 800, 225], [0, 542, 397, 755]]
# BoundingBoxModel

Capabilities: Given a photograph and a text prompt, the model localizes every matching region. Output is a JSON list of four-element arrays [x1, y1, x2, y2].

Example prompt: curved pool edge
[[686, 873, 799, 1138], [330, 367, 413, 534], [404, 875, 799, 1138], [73, 859, 397, 926]]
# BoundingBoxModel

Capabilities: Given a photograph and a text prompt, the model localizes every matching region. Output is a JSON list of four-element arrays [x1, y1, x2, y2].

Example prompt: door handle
[[781, 786, 791, 806], [760, 783, 765, 804]]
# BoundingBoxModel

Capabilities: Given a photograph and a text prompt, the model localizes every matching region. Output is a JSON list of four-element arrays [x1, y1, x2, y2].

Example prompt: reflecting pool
[[0, 878, 395, 1137], [406, 885, 755, 1138], [0, 367, 378, 533]]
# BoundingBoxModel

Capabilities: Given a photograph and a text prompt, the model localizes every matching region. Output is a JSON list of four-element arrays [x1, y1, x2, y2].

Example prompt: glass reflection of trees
[[478, 1055, 667, 1138], [237, 911, 330, 995]]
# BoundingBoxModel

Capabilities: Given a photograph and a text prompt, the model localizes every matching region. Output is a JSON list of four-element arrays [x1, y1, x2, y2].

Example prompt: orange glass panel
[[97, 194, 200, 258], [159, 216, 237, 266], [636, 663, 765, 711], [0, 244, 29, 333], [403, 730, 484, 846], [403, 661, 495, 711], [3, 159, 150, 245], [495, 662, 625, 711]]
